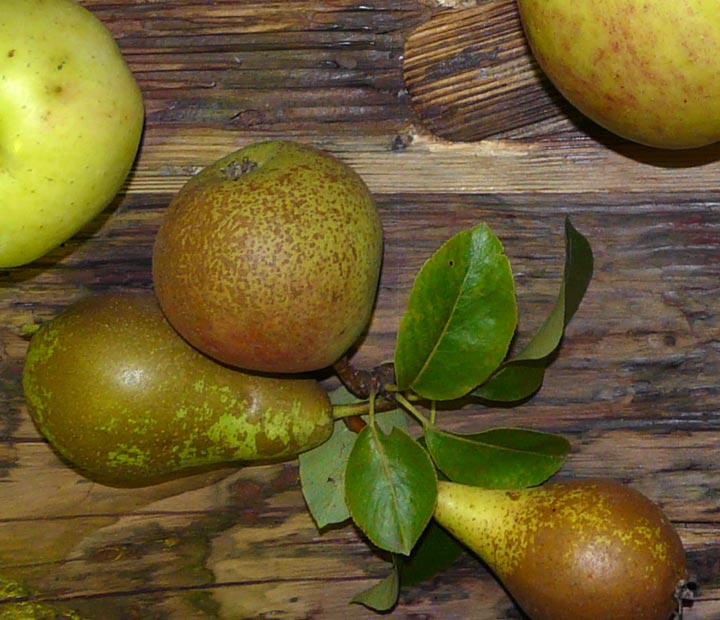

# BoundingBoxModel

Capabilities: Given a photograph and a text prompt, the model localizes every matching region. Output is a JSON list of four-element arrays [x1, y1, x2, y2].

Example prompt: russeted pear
[[434, 478, 688, 620], [22, 293, 334, 485], [152, 140, 384, 374]]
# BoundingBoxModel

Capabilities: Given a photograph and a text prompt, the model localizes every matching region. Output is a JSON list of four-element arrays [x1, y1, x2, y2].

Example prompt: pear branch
[[333, 355, 396, 400], [332, 355, 398, 433]]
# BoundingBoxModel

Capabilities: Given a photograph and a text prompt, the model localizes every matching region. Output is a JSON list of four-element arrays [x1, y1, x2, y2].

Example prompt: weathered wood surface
[[1, 1, 719, 618], [403, 1, 566, 141]]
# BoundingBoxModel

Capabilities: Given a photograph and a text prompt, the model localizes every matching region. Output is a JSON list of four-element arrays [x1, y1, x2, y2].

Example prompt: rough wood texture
[[1, 1, 719, 619], [403, 1, 567, 141]]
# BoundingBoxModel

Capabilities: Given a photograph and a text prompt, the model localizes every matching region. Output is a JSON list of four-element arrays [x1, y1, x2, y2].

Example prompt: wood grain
[[1, 1, 719, 619], [403, 1, 567, 141]]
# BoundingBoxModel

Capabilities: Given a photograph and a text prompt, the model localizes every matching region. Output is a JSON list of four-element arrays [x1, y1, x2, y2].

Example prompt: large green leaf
[[425, 427, 570, 488], [474, 218, 593, 402], [394, 224, 518, 401], [345, 425, 437, 555]]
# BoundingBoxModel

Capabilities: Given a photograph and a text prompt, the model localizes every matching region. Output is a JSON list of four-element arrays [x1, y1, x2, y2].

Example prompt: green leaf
[[376, 406, 410, 435], [425, 427, 570, 488], [475, 362, 547, 403], [298, 386, 361, 529], [299, 386, 411, 530], [394, 224, 518, 401], [345, 425, 437, 555], [398, 519, 465, 587], [351, 559, 400, 611], [299, 418, 356, 529], [474, 218, 593, 402]]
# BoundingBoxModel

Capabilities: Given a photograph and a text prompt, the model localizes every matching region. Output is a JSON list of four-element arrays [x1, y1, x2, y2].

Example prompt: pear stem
[[330, 355, 433, 429], [332, 355, 396, 401], [332, 355, 398, 433], [332, 401, 372, 419], [393, 392, 431, 429], [331, 395, 397, 421]]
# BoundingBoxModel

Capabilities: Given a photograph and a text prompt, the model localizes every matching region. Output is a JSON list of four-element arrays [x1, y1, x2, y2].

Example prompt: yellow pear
[[434, 478, 688, 620], [517, 0, 720, 148]]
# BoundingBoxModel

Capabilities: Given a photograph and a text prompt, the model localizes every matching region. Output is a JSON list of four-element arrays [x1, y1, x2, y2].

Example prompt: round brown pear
[[153, 140, 383, 374]]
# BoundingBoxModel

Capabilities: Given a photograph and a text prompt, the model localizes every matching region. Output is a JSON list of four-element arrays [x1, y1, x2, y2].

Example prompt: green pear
[[23, 293, 334, 485], [434, 478, 688, 620], [517, 0, 720, 149], [152, 140, 383, 374]]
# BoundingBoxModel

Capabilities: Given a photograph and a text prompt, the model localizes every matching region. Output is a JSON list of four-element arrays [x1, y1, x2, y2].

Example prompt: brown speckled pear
[[22, 293, 334, 485], [152, 140, 383, 374], [434, 479, 688, 620]]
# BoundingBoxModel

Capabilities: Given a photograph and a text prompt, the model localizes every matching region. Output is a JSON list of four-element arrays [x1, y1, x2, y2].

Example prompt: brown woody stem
[[333, 355, 396, 401], [332, 355, 398, 433]]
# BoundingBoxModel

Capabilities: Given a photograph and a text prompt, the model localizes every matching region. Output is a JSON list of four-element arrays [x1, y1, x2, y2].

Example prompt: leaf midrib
[[410, 247, 474, 393]]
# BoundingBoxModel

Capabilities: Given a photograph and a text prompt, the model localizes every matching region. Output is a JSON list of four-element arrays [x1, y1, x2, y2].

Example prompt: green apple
[[517, 0, 720, 149], [0, 0, 144, 268]]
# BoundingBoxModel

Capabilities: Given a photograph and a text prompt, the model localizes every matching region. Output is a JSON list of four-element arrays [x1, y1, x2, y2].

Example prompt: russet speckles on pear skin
[[434, 479, 687, 620], [152, 140, 383, 374], [22, 293, 334, 486]]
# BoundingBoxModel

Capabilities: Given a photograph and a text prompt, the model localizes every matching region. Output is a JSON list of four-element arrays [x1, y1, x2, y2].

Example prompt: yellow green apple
[[517, 0, 720, 149], [0, 0, 144, 268]]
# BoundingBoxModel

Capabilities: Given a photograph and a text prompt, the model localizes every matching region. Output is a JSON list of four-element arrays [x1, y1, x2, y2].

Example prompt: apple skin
[[0, 0, 144, 268], [517, 0, 720, 149]]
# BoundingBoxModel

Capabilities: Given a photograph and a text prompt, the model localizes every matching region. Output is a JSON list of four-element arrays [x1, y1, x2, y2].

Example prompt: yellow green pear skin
[[434, 479, 687, 620], [152, 140, 383, 374], [517, 0, 720, 149], [0, 0, 144, 267], [22, 293, 334, 485]]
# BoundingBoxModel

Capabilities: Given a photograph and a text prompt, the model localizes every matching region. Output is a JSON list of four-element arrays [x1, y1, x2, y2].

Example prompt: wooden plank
[[1, 1, 718, 619], [124, 129, 720, 197], [403, 1, 568, 141], [1, 444, 718, 618]]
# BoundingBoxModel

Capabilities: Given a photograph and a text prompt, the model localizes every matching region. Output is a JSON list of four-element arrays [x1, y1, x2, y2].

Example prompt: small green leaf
[[299, 419, 356, 528], [398, 519, 465, 587], [394, 224, 518, 401], [474, 218, 593, 402], [351, 559, 400, 611], [299, 386, 361, 529], [425, 427, 570, 488], [475, 362, 547, 403], [345, 425, 437, 555]]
